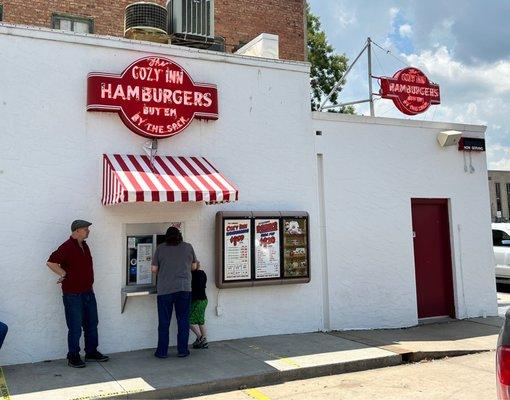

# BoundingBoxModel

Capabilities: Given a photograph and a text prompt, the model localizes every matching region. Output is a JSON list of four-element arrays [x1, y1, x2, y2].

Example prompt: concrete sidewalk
[[0, 317, 502, 400]]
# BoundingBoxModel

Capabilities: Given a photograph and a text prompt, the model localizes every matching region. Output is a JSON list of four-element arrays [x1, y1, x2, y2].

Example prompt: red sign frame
[[87, 56, 218, 139], [379, 67, 440, 116]]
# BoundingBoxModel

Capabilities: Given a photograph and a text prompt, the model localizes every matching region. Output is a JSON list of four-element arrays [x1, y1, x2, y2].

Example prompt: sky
[[308, 0, 510, 170]]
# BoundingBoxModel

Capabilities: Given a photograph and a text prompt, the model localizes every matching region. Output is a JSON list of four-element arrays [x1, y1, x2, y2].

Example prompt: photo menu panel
[[282, 217, 309, 278]]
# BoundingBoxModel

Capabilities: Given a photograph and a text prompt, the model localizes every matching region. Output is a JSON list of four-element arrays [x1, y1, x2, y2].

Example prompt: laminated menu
[[224, 219, 251, 281], [254, 219, 281, 279], [136, 243, 153, 285], [126, 235, 153, 285]]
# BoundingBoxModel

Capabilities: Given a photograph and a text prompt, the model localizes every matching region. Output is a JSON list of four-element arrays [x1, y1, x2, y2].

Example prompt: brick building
[[488, 170, 510, 222], [0, 0, 306, 61]]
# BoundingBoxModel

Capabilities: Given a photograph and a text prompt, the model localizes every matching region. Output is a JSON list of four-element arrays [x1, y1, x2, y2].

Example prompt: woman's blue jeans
[[155, 291, 191, 357], [62, 291, 99, 358]]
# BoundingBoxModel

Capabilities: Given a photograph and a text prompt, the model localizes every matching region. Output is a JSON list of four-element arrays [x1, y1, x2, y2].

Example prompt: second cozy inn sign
[[87, 56, 218, 139], [379, 67, 440, 116]]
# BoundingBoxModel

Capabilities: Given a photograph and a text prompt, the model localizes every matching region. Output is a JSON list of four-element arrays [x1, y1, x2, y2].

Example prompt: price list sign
[[254, 219, 281, 279], [223, 219, 251, 281], [216, 211, 310, 288]]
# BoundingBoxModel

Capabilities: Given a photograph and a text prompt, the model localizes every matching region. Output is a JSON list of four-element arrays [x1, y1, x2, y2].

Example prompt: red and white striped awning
[[102, 154, 239, 205]]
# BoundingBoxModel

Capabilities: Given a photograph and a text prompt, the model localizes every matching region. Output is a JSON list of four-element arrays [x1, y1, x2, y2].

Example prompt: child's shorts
[[189, 299, 208, 325]]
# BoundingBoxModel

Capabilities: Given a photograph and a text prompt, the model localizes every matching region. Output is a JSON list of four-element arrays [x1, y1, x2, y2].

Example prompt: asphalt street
[[185, 352, 496, 400]]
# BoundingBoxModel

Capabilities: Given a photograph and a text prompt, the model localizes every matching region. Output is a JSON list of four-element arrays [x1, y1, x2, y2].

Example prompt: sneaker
[[67, 354, 86, 368], [177, 351, 190, 358], [198, 337, 208, 349], [85, 351, 109, 362], [192, 337, 202, 349]]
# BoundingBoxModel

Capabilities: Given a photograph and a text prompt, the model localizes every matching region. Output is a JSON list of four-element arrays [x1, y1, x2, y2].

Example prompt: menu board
[[224, 219, 251, 281], [282, 218, 309, 278], [254, 219, 281, 279]]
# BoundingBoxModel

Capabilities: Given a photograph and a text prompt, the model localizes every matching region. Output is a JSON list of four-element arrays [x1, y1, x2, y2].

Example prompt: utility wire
[[321, 38, 413, 113], [372, 40, 409, 68], [372, 45, 386, 77], [376, 103, 393, 117], [431, 103, 437, 121]]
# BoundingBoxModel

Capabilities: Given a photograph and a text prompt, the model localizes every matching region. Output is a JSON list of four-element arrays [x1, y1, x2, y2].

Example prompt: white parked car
[[493, 223, 510, 282]]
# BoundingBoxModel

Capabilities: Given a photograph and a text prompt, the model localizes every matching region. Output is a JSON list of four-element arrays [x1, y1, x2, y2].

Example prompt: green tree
[[307, 3, 354, 113]]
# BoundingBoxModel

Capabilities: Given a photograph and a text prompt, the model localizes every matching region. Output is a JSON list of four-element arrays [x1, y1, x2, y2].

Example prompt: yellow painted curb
[[0, 367, 10, 400], [243, 388, 271, 400]]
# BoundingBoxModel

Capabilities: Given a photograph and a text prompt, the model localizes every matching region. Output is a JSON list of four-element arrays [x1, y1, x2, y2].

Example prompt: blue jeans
[[62, 291, 99, 357], [156, 291, 191, 357], [0, 321, 7, 349]]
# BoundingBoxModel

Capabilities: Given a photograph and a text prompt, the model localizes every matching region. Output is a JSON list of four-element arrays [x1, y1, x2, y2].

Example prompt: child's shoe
[[192, 337, 203, 349], [198, 336, 208, 349]]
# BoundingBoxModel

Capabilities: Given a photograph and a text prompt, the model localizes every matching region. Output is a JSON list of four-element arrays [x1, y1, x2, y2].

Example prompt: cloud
[[389, 7, 399, 18], [388, 8, 414, 54], [410, 0, 510, 65], [405, 46, 510, 97], [398, 24, 413, 38], [489, 158, 510, 171], [333, 4, 357, 28], [488, 145, 510, 171], [488, 144, 510, 157]]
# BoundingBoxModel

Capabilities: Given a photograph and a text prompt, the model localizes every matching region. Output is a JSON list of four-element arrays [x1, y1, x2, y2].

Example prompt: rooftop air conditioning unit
[[167, 0, 219, 49], [125, 2, 169, 44]]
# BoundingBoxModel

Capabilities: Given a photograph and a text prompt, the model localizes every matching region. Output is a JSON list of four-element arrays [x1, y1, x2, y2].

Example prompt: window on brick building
[[0, 5, 3, 21], [496, 182, 502, 213], [52, 13, 94, 33]]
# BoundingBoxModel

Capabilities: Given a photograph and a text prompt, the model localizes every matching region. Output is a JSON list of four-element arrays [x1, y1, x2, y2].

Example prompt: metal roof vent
[[168, 0, 214, 38], [167, 0, 222, 50], [125, 2, 168, 44]]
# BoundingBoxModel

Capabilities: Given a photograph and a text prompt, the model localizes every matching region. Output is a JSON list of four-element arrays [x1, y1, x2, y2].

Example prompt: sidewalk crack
[[95, 362, 128, 400]]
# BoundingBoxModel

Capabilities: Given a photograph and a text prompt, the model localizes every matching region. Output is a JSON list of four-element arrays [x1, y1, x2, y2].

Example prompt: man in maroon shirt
[[47, 220, 109, 368]]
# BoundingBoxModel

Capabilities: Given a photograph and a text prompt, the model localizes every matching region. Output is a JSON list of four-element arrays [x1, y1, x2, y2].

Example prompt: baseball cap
[[71, 220, 92, 232]]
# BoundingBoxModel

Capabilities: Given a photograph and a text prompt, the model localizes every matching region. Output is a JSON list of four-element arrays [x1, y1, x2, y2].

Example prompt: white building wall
[[0, 26, 321, 365], [0, 26, 497, 366], [313, 113, 497, 330]]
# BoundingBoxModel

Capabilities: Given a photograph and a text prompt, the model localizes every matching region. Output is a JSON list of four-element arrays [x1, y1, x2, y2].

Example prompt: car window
[[493, 229, 510, 246]]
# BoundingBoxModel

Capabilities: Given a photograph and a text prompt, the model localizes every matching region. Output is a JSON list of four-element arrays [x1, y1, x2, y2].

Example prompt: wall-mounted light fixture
[[437, 130, 462, 147]]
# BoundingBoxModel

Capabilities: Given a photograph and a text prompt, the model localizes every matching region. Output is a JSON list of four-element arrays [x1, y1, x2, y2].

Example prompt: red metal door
[[411, 199, 455, 319]]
